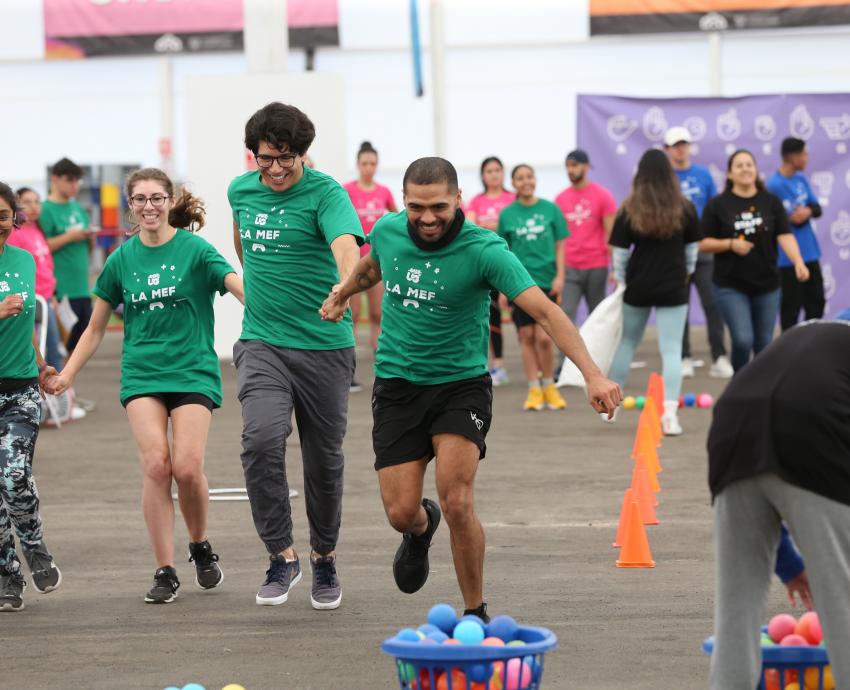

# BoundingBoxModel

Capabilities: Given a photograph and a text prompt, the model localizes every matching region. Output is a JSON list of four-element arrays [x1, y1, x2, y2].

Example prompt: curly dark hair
[[244, 102, 316, 155]]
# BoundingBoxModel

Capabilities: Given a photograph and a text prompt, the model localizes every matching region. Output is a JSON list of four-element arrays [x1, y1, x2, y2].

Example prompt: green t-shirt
[[0, 245, 38, 380], [40, 199, 91, 299], [497, 198, 569, 290], [370, 212, 536, 384], [228, 167, 365, 350], [92, 230, 235, 406]]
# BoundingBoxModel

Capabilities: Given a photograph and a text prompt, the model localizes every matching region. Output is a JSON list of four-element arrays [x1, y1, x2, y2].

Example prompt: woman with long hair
[[498, 164, 568, 412], [0, 181, 60, 611], [343, 141, 397, 390], [607, 149, 702, 435], [47, 168, 244, 604], [466, 157, 515, 386], [700, 149, 809, 372]]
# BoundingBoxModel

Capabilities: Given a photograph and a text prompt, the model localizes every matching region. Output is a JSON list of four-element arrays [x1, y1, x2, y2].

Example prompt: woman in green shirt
[[498, 165, 569, 412], [0, 182, 61, 611], [48, 169, 244, 604]]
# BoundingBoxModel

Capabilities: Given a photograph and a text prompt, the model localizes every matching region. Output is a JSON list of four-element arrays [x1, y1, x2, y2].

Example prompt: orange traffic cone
[[634, 428, 662, 477], [612, 487, 634, 548], [631, 463, 658, 525], [637, 446, 661, 494], [641, 397, 662, 443], [616, 501, 656, 568], [646, 373, 664, 417]]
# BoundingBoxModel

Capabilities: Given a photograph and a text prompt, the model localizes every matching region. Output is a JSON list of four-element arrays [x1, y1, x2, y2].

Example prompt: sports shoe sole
[[195, 566, 224, 591], [31, 566, 62, 594], [255, 570, 302, 606], [0, 601, 24, 611], [144, 591, 178, 604], [523, 405, 545, 411], [310, 591, 342, 610], [546, 402, 566, 410]]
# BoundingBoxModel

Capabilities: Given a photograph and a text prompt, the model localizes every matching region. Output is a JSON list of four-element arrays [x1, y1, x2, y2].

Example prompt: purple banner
[[578, 93, 850, 320]]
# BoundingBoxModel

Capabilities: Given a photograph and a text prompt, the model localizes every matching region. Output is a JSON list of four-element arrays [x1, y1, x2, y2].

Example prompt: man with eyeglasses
[[39, 157, 94, 355], [227, 102, 364, 611]]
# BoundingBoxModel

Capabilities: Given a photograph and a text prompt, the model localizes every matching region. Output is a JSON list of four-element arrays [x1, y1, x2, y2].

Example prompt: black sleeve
[[683, 202, 702, 243], [807, 202, 823, 219], [700, 196, 724, 239], [771, 193, 792, 236], [609, 211, 632, 249]]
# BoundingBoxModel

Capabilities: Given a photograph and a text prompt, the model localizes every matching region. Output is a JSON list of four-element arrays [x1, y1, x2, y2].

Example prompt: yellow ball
[[785, 683, 800, 690], [222, 685, 246, 690], [623, 396, 636, 410], [804, 666, 835, 690]]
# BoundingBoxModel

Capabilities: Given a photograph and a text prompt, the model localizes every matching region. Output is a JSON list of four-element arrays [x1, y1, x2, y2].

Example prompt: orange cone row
[[615, 373, 664, 569]]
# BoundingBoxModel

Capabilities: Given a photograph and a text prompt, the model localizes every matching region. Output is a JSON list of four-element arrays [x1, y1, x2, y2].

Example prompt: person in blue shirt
[[664, 127, 733, 381], [767, 137, 825, 331]]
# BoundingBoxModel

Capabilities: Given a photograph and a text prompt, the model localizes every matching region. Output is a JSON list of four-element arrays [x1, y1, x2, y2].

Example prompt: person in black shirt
[[608, 149, 702, 435], [708, 318, 850, 690], [699, 149, 809, 372]]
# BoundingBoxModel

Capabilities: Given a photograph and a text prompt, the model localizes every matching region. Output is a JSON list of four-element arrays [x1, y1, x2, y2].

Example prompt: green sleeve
[[552, 204, 569, 240], [496, 213, 509, 246], [317, 183, 365, 247], [39, 205, 60, 238], [92, 252, 123, 306], [201, 239, 236, 295], [368, 215, 385, 264], [479, 239, 536, 300]]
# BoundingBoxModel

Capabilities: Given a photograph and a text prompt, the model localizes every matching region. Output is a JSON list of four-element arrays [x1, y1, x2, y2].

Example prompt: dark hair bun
[[359, 141, 374, 151]]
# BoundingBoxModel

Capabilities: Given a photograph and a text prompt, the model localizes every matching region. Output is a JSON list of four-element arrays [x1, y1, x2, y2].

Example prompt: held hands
[[794, 261, 811, 282], [784, 571, 814, 611], [319, 284, 349, 322], [586, 373, 623, 420], [44, 371, 72, 396], [37, 365, 58, 393], [0, 294, 24, 319], [730, 238, 753, 256]]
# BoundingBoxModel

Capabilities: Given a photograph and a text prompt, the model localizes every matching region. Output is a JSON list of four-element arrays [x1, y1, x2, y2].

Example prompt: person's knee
[[171, 452, 205, 488], [384, 499, 423, 533], [141, 448, 172, 484], [440, 485, 475, 528], [241, 420, 286, 458]]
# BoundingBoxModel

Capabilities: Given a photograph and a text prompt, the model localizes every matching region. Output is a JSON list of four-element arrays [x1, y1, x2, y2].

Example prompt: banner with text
[[44, 0, 339, 59], [577, 93, 850, 318]]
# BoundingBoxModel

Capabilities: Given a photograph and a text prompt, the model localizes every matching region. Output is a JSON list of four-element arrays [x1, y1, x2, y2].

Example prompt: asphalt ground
[[5, 325, 797, 690]]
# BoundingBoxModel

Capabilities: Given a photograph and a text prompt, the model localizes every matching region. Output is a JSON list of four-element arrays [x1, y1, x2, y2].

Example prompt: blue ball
[[453, 619, 485, 645], [427, 630, 449, 643], [163, 687, 181, 690], [181, 685, 206, 690], [486, 615, 519, 642], [684, 393, 697, 407], [468, 663, 491, 682], [459, 614, 486, 628], [418, 623, 441, 636], [427, 603, 458, 635], [396, 627, 422, 642]]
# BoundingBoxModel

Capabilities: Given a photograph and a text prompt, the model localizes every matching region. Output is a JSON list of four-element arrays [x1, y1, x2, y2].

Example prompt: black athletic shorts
[[510, 290, 557, 329], [121, 392, 217, 412], [371, 374, 493, 470]]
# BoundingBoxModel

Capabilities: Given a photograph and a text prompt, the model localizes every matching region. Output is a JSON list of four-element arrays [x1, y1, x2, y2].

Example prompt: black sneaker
[[188, 540, 223, 590], [393, 498, 441, 594], [145, 566, 180, 604], [23, 541, 62, 593], [0, 571, 26, 612], [463, 602, 490, 625]]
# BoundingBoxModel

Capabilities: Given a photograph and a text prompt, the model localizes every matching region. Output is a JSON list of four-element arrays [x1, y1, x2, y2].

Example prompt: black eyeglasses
[[0, 212, 14, 224], [129, 194, 170, 208], [255, 153, 298, 169]]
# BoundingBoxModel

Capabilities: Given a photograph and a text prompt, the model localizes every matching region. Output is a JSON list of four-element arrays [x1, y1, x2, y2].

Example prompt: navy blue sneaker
[[256, 555, 302, 606]]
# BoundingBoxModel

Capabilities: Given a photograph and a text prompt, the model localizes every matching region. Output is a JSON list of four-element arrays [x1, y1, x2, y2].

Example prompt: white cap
[[664, 126, 692, 147]]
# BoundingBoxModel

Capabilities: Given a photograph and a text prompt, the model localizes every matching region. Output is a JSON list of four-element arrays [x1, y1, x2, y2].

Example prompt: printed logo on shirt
[[565, 200, 592, 228], [734, 207, 765, 237], [254, 213, 268, 226], [357, 199, 385, 226], [128, 264, 183, 315], [516, 216, 547, 241], [385, 258, 447, 314], [679, 177, 704, 204]]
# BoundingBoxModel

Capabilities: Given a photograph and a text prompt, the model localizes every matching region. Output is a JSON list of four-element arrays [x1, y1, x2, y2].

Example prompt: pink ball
[[795, 611, 823, 645], [697, 393, 714, 409], [768, 614, 797, 643], [780, 633, 810, 646], [504, 658, 533, 690]]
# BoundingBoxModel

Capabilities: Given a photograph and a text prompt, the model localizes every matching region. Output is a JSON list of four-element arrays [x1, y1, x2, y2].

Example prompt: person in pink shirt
[[343, 142, 397, 391], [554, 149, 618, 324], [465, 157, 515, 386], [9, 188, 63, 370]]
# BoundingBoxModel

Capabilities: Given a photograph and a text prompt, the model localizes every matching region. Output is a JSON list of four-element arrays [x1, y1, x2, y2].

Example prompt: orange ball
[[436, 669, 467, 690], [795, 612, 823, 646]]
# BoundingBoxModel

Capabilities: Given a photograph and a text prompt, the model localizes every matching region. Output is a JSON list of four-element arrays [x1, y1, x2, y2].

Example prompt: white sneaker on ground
[[681, 358, 695, 379], [709, 355, 734, 379], [71, 405, 87, 421], [661, 400, 683, 436]]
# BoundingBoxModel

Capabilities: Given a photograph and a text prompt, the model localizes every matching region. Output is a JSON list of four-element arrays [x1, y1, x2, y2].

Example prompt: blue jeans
[[713, 286, 780, 373], [609, 303, 688, 401]]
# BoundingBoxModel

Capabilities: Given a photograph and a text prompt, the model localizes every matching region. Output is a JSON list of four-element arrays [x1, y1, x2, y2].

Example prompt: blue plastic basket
[[382, 624, 558, 689], [702, 627, 831, 690]]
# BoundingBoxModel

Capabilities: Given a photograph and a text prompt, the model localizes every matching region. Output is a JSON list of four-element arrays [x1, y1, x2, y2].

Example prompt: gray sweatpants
[[561, 266, 608, 324], [234, 339, 354, 556], [711, 473, 850, 690]]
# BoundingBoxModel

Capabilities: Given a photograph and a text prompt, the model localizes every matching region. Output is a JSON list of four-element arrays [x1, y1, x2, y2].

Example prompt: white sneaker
[[661, 400, 682, 436], [709, 355, 734, 379], [681, 358, 695, 379], [71, 405, 87, 421]]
